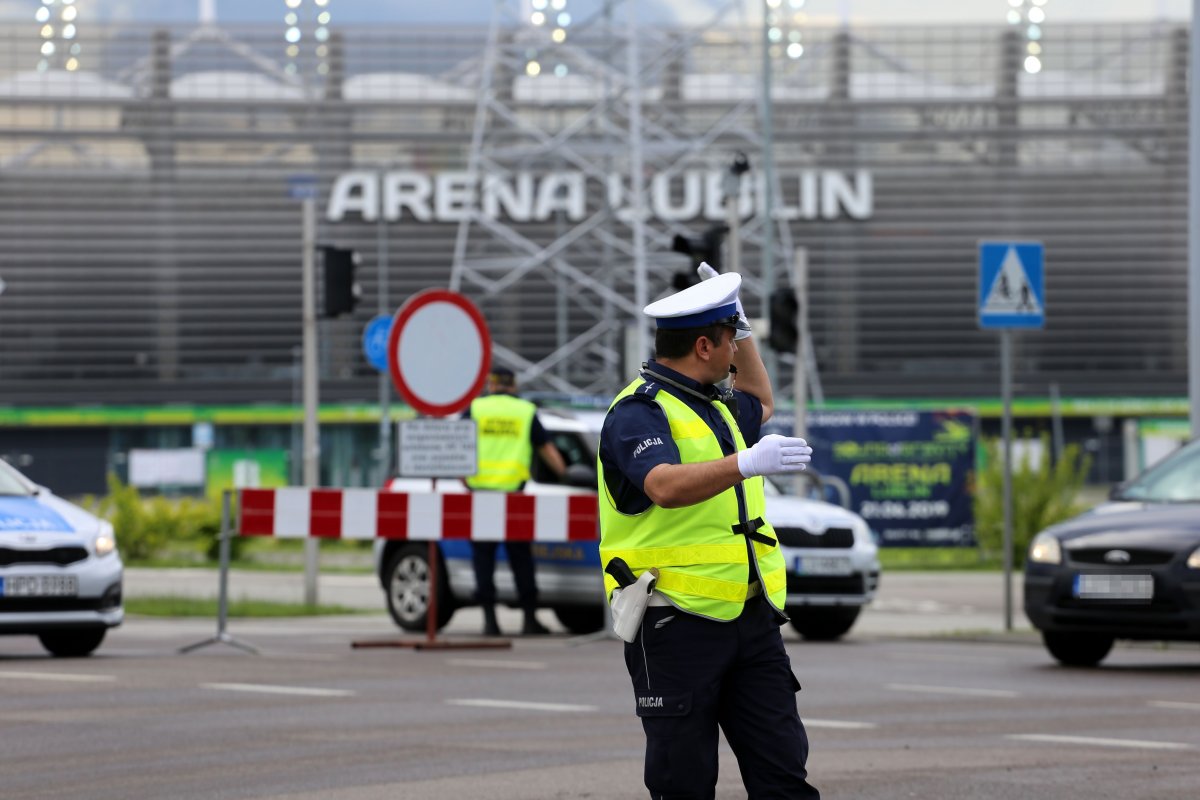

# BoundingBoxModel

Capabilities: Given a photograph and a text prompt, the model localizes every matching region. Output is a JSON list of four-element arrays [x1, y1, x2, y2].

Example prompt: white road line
[[0, 670, 116, 683], [446, 658, 548, 670], [1150, 701, 1200, 712], [887, 683, 1018, 699], [804, 718, 878, 730], [202, 682, 355, 697], [447, 698, 598, 713], [1006, 734, 1192, 751]]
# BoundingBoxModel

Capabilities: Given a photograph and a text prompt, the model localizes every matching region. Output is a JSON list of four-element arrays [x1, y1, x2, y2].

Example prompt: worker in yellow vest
[[466, 366, 566, 636], [597, 265, 820, 798]]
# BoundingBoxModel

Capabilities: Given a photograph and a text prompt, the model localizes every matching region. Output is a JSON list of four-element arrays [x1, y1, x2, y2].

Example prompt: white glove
[[737, 434, 812, 478], [697, 262, 751, 340]]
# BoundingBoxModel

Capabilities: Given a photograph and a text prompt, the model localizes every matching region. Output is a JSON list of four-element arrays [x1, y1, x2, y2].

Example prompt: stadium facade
[[0, 18, 1191, 493]]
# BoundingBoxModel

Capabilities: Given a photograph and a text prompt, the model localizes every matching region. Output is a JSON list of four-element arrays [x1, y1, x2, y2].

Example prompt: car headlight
[[1029, 532, 1062, 565], [95, 524, 116, 557], [1188, 547, 1200, 570]]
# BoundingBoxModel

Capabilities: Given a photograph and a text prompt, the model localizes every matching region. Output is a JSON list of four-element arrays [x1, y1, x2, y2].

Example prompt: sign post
[[355, 288, 509, 650], [979, 241, 1045, 632]]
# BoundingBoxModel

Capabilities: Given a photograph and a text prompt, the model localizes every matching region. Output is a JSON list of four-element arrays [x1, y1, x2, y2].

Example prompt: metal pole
[[793, 248, 808, 438], [1189, 0, 1200, 435], [216, 489, 231, 638], [725, 169, 742, 274], [1001, 329, 1014, 632], [760, 0, 777, 381], [302, 196, 319, 607], [377, 213, 391, 484], [627, 2, 650, 366]]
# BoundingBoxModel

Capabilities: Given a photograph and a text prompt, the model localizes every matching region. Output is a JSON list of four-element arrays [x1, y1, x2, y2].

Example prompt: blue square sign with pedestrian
[[978, 241, 1044, 329]]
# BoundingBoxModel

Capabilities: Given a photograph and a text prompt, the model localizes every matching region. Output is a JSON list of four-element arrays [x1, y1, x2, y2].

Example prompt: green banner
[[205, 449, 291, 500]]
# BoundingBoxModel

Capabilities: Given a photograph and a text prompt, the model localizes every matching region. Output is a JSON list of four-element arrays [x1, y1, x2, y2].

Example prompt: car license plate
[[1072, 573, 1153, 601], [0, 575, 79, 597], [793, 556, 853, 576]]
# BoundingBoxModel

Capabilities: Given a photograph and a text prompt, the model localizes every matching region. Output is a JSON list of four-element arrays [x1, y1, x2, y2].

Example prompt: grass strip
[[125, 595, 368, 618]]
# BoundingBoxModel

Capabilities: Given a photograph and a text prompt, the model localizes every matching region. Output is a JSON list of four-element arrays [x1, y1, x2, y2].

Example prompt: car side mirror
[[563, 464, 597, 490]]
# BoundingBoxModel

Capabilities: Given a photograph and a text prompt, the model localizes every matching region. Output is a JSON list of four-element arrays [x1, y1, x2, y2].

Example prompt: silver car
[[0, 458, 123, 657]]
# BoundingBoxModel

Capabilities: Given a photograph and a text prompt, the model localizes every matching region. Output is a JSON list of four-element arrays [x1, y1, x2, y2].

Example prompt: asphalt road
[[1, 612, 1198, 799]]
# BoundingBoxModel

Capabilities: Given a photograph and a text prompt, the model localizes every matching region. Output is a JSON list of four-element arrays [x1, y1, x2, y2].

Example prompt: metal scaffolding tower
[[448, 0, 818, 399]]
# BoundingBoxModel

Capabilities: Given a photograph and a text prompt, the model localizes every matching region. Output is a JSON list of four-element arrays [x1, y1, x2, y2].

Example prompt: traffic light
[[671, 224, 728, 289], [322, 246, 361, 318], [768, 286, 799, 352]]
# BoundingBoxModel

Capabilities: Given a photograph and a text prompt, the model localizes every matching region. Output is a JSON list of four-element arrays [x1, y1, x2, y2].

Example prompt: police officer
[[466, 366, 567, 636], [597, 265, 820, 799]]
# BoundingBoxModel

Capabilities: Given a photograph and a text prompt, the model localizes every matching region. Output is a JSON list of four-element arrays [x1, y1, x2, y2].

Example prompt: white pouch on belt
[[610, 568, 659, 643]]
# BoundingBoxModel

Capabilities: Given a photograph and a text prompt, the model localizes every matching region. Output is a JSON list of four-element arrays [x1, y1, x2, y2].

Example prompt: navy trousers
[[623, 595, 820, 800], [470, 542, 538, 610]]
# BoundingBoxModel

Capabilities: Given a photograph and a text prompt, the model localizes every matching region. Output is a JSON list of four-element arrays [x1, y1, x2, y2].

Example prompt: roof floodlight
[[315, 26, 330, 42], [767, 0, 783, 9], [768, 26, 782, 42], [40, 24, 54, 38], [65, 57, 79, 71], [532, 0, 548, 9], [1006, 10, 1021, 24], [1027, 41, 1041, 54], [525, 60, 542, 76], [551, 27, 566, 43], [786, 42, 804, 59], [554, 63, 568, 77], [40, 41, 55, 55], [285, 0, 302, 8], [286, 44, 299, 57], [285, 26, 301, 43], [1031, 0, 1047, 5], [557, 12, 571, 26], [35, 7, 50, 22], [550, 0, 566, 9], [531, 11, 545, 25], [1028, 7, 1045, 23], [315, 0, 330, 6], [285, 12, 297, 24], [318, 11, 330, 24], [62, 0, 75, 5], [62, 24, 76, 38], [61, 5, 76, 20], [1007, 0, 1023, 7], [1024, 55, 1042, 73], [1026, 24, 1041, 40], [788, 0, 805, 8]]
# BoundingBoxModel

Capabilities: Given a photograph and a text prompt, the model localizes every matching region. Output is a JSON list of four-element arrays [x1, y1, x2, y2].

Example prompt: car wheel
[[38, 629, 106, 658], [1042, 631, 1114, 667], [787, 606, 861, 641], [552, 605, 605, 634], [384, 543, 454, 632]]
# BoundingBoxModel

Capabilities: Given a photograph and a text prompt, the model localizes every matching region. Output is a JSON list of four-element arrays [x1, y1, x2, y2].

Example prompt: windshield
[[1115, 438, 1200, 502], [0, 459, 35, 496]]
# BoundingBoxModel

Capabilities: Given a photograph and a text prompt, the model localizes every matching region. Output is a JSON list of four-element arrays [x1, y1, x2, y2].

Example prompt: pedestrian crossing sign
[[978, 242, 1044, 329]]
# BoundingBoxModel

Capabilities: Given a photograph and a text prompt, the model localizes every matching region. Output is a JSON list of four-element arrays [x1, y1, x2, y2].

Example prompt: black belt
[[732, 517, 776, 547]]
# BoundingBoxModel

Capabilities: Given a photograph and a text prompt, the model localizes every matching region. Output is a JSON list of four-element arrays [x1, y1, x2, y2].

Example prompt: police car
[[374, 410, 880, 640], [0, 457, 123, 657]]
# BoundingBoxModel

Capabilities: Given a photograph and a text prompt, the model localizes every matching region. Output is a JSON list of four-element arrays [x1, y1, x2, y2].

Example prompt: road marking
[[202, 682, 355, 697], [1150, 701, 1200, 712], [804, 718, 878, 730], [0, 670, 116, 683], [887, 683, 1018, 699], [447, 698, 598, 713], [1007, 734, 1192, 751], [446, 658, 547, 670]]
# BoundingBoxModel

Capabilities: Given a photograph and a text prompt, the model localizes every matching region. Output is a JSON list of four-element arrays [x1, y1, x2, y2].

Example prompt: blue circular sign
[[362, 314, 393, 372]]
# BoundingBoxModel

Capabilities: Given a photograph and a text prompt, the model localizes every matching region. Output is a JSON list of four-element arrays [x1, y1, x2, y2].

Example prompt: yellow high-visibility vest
[[466, 394, 536, 492], [598, 378, 787, 621]]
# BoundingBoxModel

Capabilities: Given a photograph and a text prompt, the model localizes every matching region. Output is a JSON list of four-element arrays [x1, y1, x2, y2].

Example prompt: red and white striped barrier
[[237, 488, 599, 542]]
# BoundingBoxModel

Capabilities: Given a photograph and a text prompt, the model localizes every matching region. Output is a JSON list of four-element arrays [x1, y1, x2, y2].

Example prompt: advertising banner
[[205, 449, 290, 500], [804, 410, 977, 547]]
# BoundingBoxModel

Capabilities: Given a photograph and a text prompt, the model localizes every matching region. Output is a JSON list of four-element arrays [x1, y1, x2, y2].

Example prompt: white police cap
[[643, 271, 750, 333]]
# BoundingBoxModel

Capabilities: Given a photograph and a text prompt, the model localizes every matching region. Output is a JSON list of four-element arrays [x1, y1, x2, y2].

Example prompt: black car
[[1024, 437, 1200, 667]]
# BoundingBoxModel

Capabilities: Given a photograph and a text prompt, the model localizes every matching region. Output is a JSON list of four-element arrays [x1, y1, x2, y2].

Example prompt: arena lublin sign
[[326, 169, 873, 224]]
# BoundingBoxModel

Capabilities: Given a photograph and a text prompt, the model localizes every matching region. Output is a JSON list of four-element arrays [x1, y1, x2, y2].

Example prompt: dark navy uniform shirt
[[599, 360, 764, 515]]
